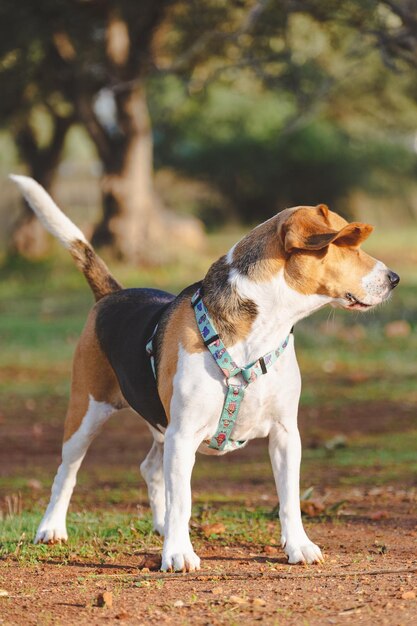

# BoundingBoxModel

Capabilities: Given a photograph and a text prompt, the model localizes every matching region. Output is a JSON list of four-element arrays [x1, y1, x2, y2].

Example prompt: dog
[[11, 175, 399, 572]]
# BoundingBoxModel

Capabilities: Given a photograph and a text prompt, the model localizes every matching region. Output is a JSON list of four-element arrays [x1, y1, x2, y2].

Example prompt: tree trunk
[[11, 114, 73, 259], [86, 85, 204, 264]]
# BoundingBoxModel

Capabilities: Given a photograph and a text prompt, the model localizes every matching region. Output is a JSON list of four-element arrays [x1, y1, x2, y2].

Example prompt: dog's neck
[[202, 219, 330, 364]]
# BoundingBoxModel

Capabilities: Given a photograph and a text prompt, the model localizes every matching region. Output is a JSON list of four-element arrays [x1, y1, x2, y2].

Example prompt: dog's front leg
[[161, 426, 201, 572], [269, 422, 324, 564]]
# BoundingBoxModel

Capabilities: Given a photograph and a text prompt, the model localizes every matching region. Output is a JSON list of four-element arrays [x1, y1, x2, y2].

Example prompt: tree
[[0, 1, 75, 257], [3, 0, 328, 261], [149, 2, 417, 224], [2, 0, 416, 261], [1, 0, 206, 263]]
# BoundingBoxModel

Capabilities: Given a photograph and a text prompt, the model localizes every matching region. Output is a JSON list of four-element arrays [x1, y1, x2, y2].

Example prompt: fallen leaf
[[201, 522, 226, 537], [264, 545, 279, 556], [0, 590, 9, 597], [252, 597, 267, 607], [97, 591, 113, 608], [138, 554, 161, 570], [229, 595, 247, 604], [300, 500, 325, 517], [210, 586, 223, 595]]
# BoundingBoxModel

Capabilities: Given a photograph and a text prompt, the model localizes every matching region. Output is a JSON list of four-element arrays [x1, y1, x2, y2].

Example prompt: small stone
[[264, 545, 279, 556], [0, 590, 9, 597], [252, 597, 267, 607], [97, 591, 113, 608], [173, 600, 184, 607], [210, 586, 223, 595], [401, 591, 416, 600]]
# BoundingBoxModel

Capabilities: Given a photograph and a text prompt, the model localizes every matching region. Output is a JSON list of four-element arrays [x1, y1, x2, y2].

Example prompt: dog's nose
[[387, 270, 400, 288]]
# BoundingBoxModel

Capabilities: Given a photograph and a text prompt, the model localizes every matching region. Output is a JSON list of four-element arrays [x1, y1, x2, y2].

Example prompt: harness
[[146, 287, 291, 453]]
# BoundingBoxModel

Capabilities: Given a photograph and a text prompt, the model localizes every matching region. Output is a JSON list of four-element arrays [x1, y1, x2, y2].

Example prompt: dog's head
[[279, 204, 399, 310]]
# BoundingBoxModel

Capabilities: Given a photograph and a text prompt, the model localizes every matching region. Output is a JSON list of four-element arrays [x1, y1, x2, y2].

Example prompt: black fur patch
[[95, 288, 175, 430]]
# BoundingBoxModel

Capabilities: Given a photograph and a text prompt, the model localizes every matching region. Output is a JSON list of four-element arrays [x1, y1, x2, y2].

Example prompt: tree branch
[[156, 0, 271, 74]]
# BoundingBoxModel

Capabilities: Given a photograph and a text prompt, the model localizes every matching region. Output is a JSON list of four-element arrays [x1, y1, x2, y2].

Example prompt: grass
[[1, 225, 416, 564]]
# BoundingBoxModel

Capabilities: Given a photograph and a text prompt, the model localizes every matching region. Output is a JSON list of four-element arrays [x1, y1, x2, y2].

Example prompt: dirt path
[[1, 399, 417, 624], [2, 518, 417, 626]]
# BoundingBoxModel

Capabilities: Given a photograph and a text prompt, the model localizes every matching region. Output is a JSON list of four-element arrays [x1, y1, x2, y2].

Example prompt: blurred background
[[1, 0, 416, 542]]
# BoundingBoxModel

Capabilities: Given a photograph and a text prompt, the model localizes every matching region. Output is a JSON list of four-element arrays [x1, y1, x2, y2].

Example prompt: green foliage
[[151, 79, 417, 225]]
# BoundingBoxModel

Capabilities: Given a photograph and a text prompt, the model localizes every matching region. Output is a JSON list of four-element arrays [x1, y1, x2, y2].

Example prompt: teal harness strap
[[191, 288, 290, 452]]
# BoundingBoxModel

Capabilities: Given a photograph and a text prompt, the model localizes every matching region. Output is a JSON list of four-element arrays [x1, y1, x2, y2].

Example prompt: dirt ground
[[1, 400, 417, 625]]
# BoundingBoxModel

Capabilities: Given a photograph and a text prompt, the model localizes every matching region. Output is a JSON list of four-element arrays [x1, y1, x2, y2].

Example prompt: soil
[[1, 399, 417, 625]]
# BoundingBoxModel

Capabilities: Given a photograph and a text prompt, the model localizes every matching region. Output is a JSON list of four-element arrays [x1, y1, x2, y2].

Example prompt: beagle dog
[[12, 175, 399, 572]]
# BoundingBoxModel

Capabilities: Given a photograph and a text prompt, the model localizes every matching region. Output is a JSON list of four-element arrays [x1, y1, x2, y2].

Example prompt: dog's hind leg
[[35, 311, 124, 544], [140, 430, 165, 535]]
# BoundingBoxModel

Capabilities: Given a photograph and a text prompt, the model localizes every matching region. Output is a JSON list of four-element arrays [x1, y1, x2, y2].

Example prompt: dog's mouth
[[344, 292, 372, 310]]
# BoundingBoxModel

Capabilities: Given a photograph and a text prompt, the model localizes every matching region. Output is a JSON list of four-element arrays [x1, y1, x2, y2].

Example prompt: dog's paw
[[283, 539, 324, 564], [161, 549, 201, 572], [34, 525, 68, 545]]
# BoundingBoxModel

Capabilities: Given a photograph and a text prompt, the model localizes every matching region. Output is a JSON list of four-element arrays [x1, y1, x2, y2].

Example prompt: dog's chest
[[173, 337, 301, 453]]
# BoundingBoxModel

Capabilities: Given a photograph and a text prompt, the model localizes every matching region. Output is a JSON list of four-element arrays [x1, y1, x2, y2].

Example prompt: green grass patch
[[0, 510, 159, 564]]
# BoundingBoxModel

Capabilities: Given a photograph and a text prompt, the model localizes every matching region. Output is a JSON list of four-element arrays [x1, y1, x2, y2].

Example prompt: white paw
[[161, 548, 201, 572], [34, 524, 68, 545], [283, 538, 324, 564], [153, 521, 165, 536]]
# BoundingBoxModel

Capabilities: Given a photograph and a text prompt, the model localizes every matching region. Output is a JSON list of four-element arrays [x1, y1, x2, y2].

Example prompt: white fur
[[140, 440, 165, 535], [228, 268, 330, 364], [362, 259, 390, 304], [35, 396, 116, 544], [226, 243, 236, 264], [10, 175, 88, 248]]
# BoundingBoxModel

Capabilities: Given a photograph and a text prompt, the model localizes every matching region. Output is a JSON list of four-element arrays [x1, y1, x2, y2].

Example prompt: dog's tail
[[10, 175, 122, 301]]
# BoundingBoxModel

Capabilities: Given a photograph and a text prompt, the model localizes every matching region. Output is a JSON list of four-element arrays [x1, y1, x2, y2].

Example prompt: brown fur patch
[[70, 240, 122, 301], [156, 287, 206, 420], [203, 255, 258, 346], [231, 215, 285, 281], [63, 309, 126, 442], [283, 208, 376, 300]]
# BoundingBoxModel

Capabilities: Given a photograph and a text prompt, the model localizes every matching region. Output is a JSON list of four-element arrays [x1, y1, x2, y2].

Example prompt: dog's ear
[[281, 207, 373, 253], [332, 222, 374, 248], [281, 207, 338, 253]]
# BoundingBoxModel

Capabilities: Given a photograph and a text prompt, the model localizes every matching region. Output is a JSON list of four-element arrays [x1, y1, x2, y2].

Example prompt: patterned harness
[[146, 287, 291, 452]]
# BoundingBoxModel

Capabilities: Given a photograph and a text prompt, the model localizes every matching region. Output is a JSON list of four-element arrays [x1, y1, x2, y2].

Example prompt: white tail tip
[[10, 174, 88, 248]]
